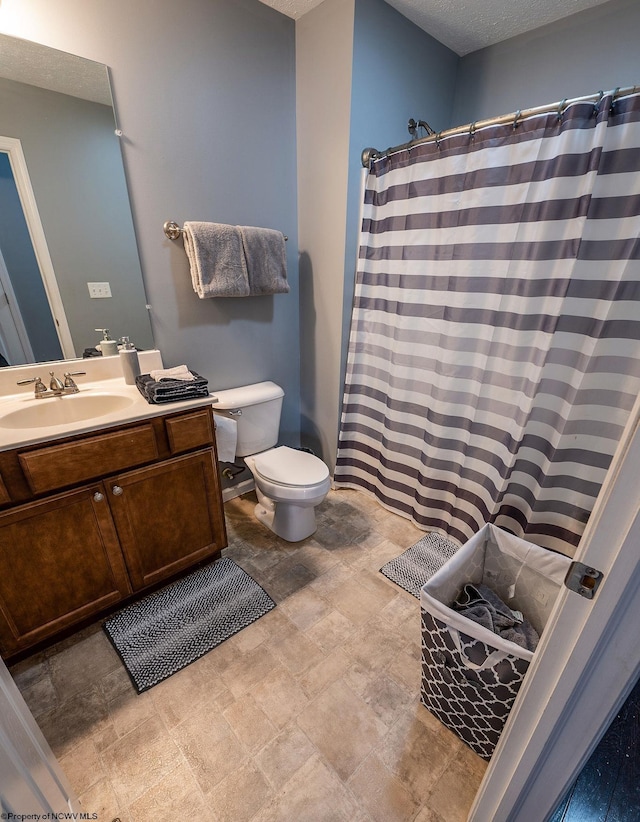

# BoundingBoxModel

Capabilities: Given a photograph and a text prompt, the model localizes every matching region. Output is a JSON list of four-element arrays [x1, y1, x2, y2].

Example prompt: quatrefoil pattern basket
[[419, 524, 571, 760], [421, 612, 531, 760]]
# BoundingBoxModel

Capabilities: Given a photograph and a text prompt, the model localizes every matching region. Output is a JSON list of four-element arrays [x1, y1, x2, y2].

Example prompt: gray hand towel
[[238, 226, 289, 295], [453, 583, 540, 652], [183, 221, 250, 298]]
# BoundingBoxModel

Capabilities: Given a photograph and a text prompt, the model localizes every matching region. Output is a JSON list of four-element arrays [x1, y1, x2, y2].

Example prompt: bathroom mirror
[[0, 33, 154, 367]]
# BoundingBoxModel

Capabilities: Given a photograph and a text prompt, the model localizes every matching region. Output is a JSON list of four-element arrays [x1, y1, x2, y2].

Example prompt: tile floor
[[9, 488, 487, 822]]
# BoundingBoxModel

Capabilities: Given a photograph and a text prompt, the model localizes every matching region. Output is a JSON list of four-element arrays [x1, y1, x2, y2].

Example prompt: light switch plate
[[87, 282, 112, 298]]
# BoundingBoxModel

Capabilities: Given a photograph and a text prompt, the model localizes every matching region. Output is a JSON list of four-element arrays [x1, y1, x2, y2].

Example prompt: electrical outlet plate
[[87, 282, 112, 299]]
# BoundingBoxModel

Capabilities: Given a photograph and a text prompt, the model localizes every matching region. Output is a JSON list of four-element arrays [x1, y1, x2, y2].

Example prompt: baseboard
[[222, 477, 255, 502]]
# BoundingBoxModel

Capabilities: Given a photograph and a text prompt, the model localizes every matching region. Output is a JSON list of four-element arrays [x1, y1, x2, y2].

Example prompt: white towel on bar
[[239, 226, 289, 295], [183, 221, 250, 298]]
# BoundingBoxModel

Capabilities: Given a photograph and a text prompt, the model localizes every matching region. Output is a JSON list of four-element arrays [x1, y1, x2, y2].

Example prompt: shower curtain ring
[[557, 98, 567, 121], [610, 88, 620, 113], [435, 132, 443, 149], [513, 110, 522, 130], [469, 122, 476, 140], [593, 90, 604, 114]]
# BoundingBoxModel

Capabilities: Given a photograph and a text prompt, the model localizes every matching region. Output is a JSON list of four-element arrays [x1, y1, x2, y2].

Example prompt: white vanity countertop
[[0, 377, 218, 451], [0, 352, 218, 451]]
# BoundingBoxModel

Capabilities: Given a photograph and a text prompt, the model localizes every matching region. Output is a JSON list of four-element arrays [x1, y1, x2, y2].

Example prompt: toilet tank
[[212, 381, 284, 457]]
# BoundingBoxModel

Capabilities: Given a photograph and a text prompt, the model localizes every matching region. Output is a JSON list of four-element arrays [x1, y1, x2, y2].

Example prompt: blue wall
[[2, 0, 301, 446], [452, 0, 640, 126]]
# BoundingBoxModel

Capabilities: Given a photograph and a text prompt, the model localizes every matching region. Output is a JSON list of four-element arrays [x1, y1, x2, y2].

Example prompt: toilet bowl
[[211, 381, 331, 542], [245, 446, 331, 542]]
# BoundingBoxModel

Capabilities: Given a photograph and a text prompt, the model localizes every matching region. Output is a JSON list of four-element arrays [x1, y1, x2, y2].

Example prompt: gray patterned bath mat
[[380, 532, 459, 598], [104, 558, 275, 692]]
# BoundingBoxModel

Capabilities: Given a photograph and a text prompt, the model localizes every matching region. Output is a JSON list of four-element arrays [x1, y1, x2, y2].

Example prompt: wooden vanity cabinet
[[0, 405, 227, 657]]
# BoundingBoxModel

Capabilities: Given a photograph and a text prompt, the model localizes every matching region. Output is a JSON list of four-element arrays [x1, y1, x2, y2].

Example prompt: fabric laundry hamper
[[420, 523, 571, 760]]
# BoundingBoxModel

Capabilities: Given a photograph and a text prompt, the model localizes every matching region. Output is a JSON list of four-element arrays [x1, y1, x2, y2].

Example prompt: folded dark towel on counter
[[452, 582, 540, 652], [136, 372, 209, 404]]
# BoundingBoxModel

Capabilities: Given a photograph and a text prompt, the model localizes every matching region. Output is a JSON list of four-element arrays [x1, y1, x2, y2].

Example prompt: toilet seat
[[252, 445, 329, 488]]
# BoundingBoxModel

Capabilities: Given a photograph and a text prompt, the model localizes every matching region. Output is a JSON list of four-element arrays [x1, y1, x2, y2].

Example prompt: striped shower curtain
[[335, 90, 640, 556]]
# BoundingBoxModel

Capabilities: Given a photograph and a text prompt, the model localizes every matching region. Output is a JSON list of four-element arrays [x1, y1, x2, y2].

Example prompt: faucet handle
[[17, 376, 48, 397], [63, 371, 86, 391]]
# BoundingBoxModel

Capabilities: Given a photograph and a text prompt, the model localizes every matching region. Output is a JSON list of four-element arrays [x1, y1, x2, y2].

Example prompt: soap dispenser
[[96, 328, 118, 357], [119, 337, 141, 384]]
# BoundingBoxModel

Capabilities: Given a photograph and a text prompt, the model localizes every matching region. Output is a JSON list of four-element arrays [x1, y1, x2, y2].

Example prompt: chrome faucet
[[16, 371, 86, 398]]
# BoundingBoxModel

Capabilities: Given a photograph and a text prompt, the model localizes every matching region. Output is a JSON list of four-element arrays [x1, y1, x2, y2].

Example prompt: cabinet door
[[107, 449, 227, 590], [0, 485, 131, 656]]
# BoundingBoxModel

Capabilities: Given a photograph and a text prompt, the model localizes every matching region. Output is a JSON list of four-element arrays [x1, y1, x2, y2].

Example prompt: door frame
[[470, 392, 640, 820], [0, 136, 75, 359], [0, 655, 79, 814]]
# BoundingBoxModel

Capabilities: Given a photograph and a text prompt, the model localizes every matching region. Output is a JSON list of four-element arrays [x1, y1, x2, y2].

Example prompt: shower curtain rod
[[361, 85, 638, 168]]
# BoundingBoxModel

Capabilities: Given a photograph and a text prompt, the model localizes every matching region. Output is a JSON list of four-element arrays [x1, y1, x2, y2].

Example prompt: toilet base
[[254, 499, 317, 542]]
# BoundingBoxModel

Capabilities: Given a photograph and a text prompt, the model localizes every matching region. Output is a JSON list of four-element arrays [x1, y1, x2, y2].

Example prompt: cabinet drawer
[[19, 424, 159, 495], [165, 407, 214, 455]]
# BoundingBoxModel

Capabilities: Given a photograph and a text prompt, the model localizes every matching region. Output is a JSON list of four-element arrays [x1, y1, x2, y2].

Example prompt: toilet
[[212, 381, 331, 542]]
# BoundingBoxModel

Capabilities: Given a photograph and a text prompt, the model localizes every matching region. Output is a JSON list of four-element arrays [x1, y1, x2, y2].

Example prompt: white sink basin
[[0, 392, 135, 430]]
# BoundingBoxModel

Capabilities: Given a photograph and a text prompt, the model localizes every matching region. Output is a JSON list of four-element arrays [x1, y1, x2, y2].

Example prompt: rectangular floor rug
[[104, 557, 275, 693], [380, 532, 460, 598]]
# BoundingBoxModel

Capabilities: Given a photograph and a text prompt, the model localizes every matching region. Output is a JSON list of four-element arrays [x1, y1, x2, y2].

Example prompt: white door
[[0, 657, 79, 815], [469, 392, 640, 820], [0, 246, 35, 365]]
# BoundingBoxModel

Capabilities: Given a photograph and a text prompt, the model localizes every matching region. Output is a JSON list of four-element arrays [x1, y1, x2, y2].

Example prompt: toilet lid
[[253, 446, 329, 486]]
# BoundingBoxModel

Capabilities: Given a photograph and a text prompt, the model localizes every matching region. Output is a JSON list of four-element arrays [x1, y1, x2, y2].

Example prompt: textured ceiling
[[0, 1, 616, 102], [258, 0, 614, 55], [0, 33, 112, 105]]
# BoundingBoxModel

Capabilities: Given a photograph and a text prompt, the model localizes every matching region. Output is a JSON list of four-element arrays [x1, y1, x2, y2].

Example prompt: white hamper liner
[[419, 523, 571, 760]]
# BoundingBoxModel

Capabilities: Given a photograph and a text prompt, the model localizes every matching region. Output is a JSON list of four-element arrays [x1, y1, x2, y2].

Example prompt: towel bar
[[164, 220, 288, 241]]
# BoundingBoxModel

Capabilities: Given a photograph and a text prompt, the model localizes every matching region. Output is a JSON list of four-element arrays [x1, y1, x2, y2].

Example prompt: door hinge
[[564, 561, 604, 600]]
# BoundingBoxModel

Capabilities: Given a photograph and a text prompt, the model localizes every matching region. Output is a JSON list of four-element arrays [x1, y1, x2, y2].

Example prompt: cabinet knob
[[93, 491, 104, 502], [112, 485, 124, 496]]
